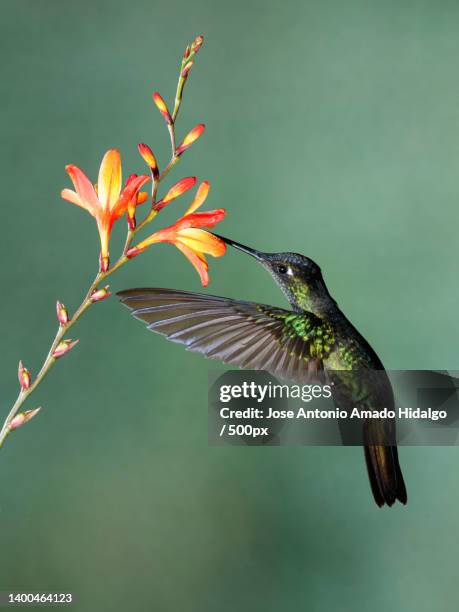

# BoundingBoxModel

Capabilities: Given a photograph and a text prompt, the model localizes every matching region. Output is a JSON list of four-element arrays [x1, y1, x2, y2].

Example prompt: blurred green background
[[1, 0, 459, 610]]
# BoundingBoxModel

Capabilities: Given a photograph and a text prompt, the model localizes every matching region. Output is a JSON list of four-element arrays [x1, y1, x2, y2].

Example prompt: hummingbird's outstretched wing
[[118, 288, 335, 381], [119, 288, 407, 507]]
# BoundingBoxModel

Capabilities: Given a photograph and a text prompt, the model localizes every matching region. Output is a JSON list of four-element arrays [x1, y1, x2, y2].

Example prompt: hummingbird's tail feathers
[[364, 445, 407, 507], [117, 288, 326, 382]]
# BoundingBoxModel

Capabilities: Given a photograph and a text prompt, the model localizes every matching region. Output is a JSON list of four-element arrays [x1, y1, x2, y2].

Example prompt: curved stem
[[123, 229, 135, 255]]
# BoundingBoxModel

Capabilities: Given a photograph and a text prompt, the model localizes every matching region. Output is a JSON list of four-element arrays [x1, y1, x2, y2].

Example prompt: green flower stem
[[172, 75, 186, 122], [172, 47, 198, 122]]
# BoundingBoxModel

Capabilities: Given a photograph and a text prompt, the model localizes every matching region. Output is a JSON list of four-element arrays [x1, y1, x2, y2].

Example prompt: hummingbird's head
[[214, 235, 335, 314]]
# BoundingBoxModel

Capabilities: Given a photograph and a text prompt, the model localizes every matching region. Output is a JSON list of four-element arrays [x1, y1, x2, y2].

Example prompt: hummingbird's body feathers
[[119, 236, 407, 508], [118, 288, 333, 381]]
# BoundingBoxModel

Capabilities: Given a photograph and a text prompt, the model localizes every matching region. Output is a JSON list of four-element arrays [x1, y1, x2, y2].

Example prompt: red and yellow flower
[[127, 180, 226, 286], [61, 149, 150, 271]]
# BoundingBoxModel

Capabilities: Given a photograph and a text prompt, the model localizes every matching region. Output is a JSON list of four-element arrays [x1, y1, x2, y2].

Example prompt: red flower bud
[[53, 339, 79, 359], [90, 286, 111, 302], [176, 124, 205, 155], [191, 35, 204, 54], [154, 177, 197, 211], [10, 407, 41, 431], [152, 92, 172, 125], [181, 61, 194, 78], [18, 361, 31, 391], [138, 143, 159, 174], [56, 301, 70, 326]]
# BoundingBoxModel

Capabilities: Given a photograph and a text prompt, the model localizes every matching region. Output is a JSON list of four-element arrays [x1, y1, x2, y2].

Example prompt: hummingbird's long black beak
[[213, 234, 265, 261]]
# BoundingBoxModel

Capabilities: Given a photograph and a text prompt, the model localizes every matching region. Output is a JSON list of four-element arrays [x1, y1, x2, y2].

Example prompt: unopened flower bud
[[152, 92, 172, 125], [181, 61, 194, 78], [191, 35, 204, 53], [183, 45, 191, 60], [18, 361, 31, 391], [176, 124, 205, 155], [137, 143, 159, 174], [90, 286, 111, 302], [9, 407, 41, 431], [56, 301, 70, 326], [53, 339, 79, 359], [154, 176, 197, 211]]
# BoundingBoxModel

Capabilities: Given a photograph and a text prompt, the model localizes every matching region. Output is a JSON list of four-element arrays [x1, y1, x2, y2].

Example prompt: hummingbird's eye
[[277, 264, 288, 274]]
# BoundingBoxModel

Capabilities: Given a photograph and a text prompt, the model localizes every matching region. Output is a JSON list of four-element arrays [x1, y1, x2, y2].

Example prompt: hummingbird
[[118, 235, 407, 507]]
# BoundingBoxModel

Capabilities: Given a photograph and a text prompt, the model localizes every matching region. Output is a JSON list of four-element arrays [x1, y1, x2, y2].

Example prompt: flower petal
[[98, 149, 122, 210], [125, 174, 138, 224], [127, 208, 225, 253], [112, 174, 150, 220], [131, 228, 170, 250], [137, 192, 149, 205], [175, 242, 209, 286], [61, 188, 87, 211], [177, 228, 226, 257], [174, 208, 226, 231], [65, 165, 100, 215], [185, 180, 210, 215]]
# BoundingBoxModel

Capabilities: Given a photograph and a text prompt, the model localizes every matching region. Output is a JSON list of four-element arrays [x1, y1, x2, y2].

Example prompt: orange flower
[[127, 180, 226, 286], [61, 149, 150, 271]]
